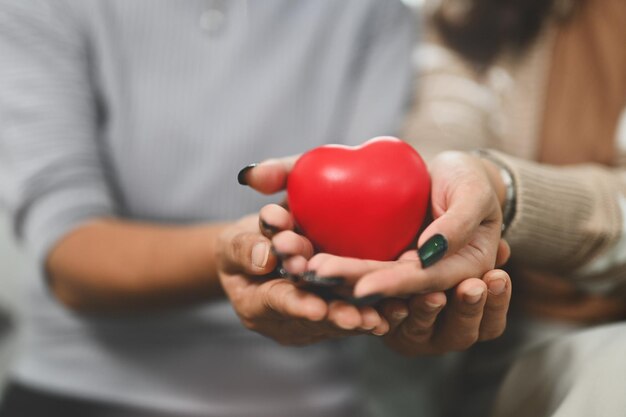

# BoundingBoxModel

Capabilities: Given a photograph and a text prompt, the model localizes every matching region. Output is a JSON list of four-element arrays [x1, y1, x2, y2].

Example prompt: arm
[[483, 150, 626, 295], [404, 21, 626, 296], [47, 220, 228, 311], [0, 1, 231, 312]]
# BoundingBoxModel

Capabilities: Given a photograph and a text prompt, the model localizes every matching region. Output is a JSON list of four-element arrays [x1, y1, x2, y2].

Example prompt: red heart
[[287, 137, 430, 261]]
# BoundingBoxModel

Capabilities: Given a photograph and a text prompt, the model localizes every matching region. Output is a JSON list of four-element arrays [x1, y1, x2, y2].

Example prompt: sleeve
[[0, 0, 115, 267], [342, 1, 416, 145], [483, 149, 626, 296]]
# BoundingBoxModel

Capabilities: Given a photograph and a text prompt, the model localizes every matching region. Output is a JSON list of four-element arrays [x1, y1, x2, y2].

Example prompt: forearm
[[47, 218, 229, 312]]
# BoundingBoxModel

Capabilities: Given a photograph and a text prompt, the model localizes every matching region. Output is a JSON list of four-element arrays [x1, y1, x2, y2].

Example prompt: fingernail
[[252, 242, 270, 268], [337, 319, 356, 331], [418, 234, 448, 268], [392, 310, 409, 321], [300, 271, 345, 287], [260, 219, 280, 235], [352, 293, 383, 307], [371, 329, 386, 337], [270, 246, 288, 261], [237, 163, 257, 185], [464, 286, 485, 304], [424, 301, 443, 311], [487, 278, 507, 295]]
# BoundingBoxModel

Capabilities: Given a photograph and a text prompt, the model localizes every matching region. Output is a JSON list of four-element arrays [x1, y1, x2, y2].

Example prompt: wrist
[[472, 150, 516, 234], [479, 158, 507, 209]]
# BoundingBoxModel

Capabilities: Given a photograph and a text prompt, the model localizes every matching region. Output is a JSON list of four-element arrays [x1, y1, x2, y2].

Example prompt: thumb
[[220, 231, 277, 276], [237, 155, 300, 195], [417, 195, 500, 269]]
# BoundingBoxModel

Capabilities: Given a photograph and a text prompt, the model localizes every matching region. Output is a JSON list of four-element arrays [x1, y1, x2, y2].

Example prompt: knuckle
[[479, 322, 506, 341], [239, 315, 257, 331], [405, 316, 434, 333], [400, 322, 432, 344], [230, 233, 249, 262], [484, 301, 508, 315], [455, 306, 482, 320]]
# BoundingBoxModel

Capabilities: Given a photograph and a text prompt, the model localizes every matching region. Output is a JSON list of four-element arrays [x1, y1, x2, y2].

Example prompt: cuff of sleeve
[[21, 185, 114, 273], [481, 150, 622, 271]]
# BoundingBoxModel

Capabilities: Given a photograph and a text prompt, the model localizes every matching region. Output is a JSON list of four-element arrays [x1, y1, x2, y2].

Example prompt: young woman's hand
[[307, 151, 505, 299]]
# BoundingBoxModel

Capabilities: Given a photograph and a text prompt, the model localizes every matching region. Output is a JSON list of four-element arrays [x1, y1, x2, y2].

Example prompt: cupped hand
[[220, 170, 390, 345], [378, 269, 512, 356], [258, 204, 389, 336]]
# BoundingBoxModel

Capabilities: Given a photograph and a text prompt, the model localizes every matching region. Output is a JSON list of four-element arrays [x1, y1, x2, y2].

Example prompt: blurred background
[[0, 216, 23, 395]]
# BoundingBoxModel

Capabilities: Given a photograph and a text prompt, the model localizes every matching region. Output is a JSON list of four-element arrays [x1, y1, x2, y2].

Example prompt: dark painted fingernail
[[300, 271, 346, 287], [237, 163, 257, 185], [270, 245, 288, 260], [418, 234, 448, 268], [351, 293, 383, 307], [260, 219, 280, 235]]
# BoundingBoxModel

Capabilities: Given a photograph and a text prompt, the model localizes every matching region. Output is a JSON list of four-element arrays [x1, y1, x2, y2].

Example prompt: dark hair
[[434, 0, 557, 67]]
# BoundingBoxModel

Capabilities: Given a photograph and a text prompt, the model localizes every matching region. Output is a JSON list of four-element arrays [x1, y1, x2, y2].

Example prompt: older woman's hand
[[378, 269, 511, 356], [217, 200, 389, 345]]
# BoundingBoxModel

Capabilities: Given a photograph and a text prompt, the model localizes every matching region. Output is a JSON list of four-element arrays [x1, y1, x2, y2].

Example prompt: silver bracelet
[[473, 150, 516, 235]]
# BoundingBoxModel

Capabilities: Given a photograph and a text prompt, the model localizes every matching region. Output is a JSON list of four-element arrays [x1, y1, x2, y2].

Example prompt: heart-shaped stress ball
[[287, 137, 430, 261]]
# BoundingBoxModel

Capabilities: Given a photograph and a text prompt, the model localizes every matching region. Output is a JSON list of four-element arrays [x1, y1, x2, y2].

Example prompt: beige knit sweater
[[403, 18, 626, 308]]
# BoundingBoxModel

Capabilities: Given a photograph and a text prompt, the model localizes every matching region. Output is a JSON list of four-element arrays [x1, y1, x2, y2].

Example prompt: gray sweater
[[0, 0, 413, 415]]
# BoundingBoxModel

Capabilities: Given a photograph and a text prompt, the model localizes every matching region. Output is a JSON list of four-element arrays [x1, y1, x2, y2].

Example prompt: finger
[[403, 292, 446, 334], [240, 155, 300, 195], [353, 252, 486, 298], [307, 253, 392, 285], [478, 269, 511, 341], [259, 280, 328, 322], [272, 230, 314, 259], [433, 278, 487, 351], [398, 250, 419, 261], [357, 305, 389, 335], [220, 231, 277, 276], [282, 255, 308, 276], [379, 298, 409, 331], [398, 292, 446, 344], [495, 239, 511, 268], [418, 156, 501, 267], [259, 204, 295, 237], [370, 315, 390, 337], [327, 300, 363, 331]]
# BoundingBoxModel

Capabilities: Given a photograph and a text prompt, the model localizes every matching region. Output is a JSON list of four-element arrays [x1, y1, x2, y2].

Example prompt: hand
[[237, 153, 511, 352], [378, 269, 512, 356], [222, 165, 390, 344], [237, 155, 299, 195], [306, 151, 504, 298], [305, 240, 511, 354]]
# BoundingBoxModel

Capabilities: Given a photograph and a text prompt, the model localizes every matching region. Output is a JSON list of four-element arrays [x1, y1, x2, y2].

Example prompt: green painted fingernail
[[418, 234, 448, 268], [237, 163, 257, 185]]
